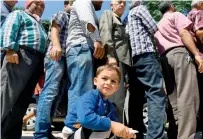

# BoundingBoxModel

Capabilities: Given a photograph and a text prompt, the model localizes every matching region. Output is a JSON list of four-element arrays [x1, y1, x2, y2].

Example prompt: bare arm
[[196, 29, 203, 38], [50, 21, 61, 48], [49, 21, 62, 61], [180, 28, 203, 72], [180, 28, 199, 56]]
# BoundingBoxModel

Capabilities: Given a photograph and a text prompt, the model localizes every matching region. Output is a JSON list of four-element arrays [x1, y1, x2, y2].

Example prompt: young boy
[[62, 64, 136, 139]]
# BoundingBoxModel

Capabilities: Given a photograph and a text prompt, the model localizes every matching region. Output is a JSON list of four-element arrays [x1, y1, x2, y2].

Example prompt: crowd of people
[[1, 0, 203, 139]]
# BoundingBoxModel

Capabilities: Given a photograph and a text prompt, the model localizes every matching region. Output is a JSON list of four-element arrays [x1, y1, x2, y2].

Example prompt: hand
[[6, 49, 19, 64], [49, 46, 62, 61], [195, 53, 203, 73], [93, 41, 105, 59], [106, 57, 117, 65], [110, 121, 136, 139]]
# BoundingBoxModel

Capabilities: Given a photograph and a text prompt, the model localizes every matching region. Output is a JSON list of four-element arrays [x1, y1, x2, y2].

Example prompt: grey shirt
[[66, 0, 101, 53], [99, 10, 132, 66]]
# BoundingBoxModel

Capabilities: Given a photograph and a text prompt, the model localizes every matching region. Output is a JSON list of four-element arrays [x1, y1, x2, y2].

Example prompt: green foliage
[[145, 0, 192, 22]]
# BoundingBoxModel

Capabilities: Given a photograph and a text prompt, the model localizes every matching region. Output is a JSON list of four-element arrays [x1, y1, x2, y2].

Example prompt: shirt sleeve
[[174, 12, 193, 33], [73, 0, 101, 42], [193, 11, 203, 32], [51, 11, 67, 30], [138, 5, 158, 35], [76, 92, 111, 131], [99, 11, 115, 58], [2, 11, 22, 51]]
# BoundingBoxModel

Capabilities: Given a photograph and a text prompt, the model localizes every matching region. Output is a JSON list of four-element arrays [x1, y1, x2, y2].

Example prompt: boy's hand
[[110, 121, 136, 139]]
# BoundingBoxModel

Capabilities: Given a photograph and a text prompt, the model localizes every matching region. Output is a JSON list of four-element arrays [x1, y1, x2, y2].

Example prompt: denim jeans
[[128, 53, 166, 139], [34, 55, 66, 139], [64, 44, 94, 125]]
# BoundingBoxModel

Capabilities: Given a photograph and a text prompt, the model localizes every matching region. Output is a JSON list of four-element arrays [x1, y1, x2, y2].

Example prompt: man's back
[[66, 0, 99, 52], [155, 12, 192, 55]]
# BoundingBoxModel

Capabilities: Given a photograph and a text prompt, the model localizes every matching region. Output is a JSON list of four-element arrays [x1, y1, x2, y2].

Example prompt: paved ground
[[22, 131, 63, 139], [21, 131, 169, 139]]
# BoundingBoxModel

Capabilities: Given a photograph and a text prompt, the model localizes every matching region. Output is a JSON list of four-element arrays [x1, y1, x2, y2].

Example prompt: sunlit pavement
[[21, 131, 169, 139], [22, 131, 63, 139]]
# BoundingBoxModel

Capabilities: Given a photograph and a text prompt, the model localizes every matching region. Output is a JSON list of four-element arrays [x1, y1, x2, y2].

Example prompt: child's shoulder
[[81, 89, 100, 100]]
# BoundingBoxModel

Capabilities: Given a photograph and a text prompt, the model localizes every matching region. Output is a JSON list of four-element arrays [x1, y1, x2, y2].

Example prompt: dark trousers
[[197, 72, 203, 133], [161, 47, 199, 139], [1, 48, 44, 139], [127, 52, 166, 139]]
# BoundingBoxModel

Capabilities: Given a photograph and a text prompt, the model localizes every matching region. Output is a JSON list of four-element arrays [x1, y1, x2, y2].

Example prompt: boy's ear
[[93, 77, 97, 86]]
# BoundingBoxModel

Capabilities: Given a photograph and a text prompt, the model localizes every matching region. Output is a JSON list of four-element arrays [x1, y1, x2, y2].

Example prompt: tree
[[145, 0, 192, 22]]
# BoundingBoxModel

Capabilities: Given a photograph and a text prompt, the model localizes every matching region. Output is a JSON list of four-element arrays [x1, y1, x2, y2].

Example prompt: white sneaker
[[62, 126, 74, 139]]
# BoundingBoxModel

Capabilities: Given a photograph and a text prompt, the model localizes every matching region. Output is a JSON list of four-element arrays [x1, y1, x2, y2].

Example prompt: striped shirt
[[127, 5, 157, 57], [66, 0, 101, 53], [47, 11, 70, 56], [1, 10, 48, 53]]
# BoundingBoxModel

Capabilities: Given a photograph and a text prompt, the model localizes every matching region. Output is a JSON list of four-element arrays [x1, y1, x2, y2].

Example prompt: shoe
[[62, 126, 74, 139]]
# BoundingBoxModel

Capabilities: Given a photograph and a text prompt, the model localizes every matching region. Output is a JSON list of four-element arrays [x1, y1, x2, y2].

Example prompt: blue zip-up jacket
[[64, 89, 119, 131]]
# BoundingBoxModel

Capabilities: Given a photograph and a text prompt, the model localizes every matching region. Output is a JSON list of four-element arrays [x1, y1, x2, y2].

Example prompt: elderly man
[[34, 0, 73, 138], [1, 0, 18, 66], [1, 0, 47, 138], [99, 0, 132, 122], [154, 1, 203, 139], [127, 1, 166, 139]]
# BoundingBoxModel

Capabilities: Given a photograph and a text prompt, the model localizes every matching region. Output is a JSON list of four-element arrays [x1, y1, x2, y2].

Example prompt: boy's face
[[94, 69, 119, 99]]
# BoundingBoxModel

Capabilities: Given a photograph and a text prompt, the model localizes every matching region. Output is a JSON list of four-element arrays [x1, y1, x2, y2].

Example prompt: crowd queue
[[1, 0, 203, 139]]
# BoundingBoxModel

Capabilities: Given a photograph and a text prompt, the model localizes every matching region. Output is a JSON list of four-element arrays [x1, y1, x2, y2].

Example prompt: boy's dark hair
[[159, 1, 173, 14], [64, 0, 69, 5], [96, 64, 121, 83]]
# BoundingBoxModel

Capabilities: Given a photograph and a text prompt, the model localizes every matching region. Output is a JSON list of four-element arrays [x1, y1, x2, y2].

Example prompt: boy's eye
[[102, 77, 107, 80], [111, 80, 117, 84]]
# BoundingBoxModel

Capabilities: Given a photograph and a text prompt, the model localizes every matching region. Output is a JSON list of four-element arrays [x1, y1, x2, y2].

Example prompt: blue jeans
[[64, 44, 94, 125], [128, 53, 166, 139], [34, 55, 66, 139]]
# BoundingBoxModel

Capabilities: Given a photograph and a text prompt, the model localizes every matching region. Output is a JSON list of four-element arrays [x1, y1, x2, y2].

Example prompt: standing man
[[154, 1, 202, 139], [127, 1, 166, 139], [1, 0, 47, 138], [1, 0, 18, 66], [99, 0, 132, 122], [187, 0, 203, 134], [34, 1, 72, 138], [63, 0, 104, 134]]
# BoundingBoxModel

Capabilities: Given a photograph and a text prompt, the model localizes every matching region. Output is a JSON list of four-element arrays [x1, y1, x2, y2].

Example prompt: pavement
[[22, 131, 63, 139], [21, 131, 169, 139]]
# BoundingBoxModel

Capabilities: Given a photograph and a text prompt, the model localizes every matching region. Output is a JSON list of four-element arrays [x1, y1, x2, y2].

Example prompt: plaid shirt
[[127, 5, 157, 57], [47, 11, 70, 56], [1, 10, 48, 53]]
